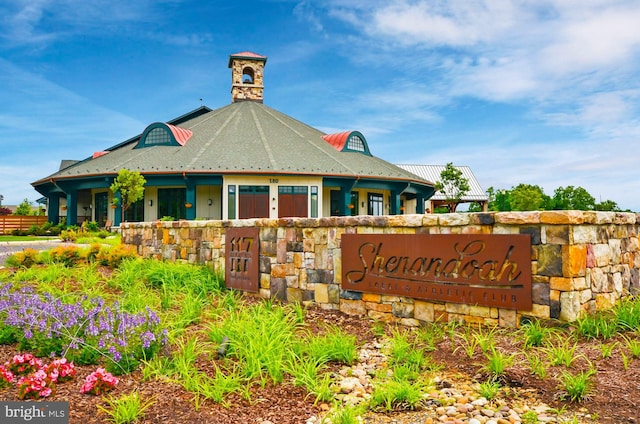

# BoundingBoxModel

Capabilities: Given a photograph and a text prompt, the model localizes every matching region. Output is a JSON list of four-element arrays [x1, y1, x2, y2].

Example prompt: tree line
[[435, 163, 625, 213], [476, 184, 623, 212]]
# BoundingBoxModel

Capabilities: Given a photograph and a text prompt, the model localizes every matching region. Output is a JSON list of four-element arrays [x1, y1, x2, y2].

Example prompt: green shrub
[[84, 220, 100, 232], [59, 229, 78, 242], [97, 244, 138, 267], [4, 248, 40, 268], [49, 245, 81, 267]]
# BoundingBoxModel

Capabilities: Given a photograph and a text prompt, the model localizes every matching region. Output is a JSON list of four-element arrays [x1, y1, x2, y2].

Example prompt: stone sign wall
[[120, 211, 640, 327]]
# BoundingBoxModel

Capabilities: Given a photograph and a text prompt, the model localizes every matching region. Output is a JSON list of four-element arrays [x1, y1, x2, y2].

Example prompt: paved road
[[0, 239, 65, 266]]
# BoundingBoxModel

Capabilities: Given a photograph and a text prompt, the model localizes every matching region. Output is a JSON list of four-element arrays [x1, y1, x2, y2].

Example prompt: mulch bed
[[1, 306, 639, 423]]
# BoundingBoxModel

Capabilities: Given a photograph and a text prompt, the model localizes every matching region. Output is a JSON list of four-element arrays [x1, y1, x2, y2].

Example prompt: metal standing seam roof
[[396, 164, 488, 201], [33, 101, 434, 188]]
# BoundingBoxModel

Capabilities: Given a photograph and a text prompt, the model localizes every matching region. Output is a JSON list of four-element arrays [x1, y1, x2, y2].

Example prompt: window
[[368, 193, 383, 216], [94, 192, 108, 227], [124, 199, 144, 222], [329, 190, 358, 216], [228, 185, 236, 219], [136, 123, 192, 148], [350, 192, 359, 215], [145, 127, 171, 146], [158, 188, 186, 220], [311, 186, 318, 218], [346, 134, 365, 153]]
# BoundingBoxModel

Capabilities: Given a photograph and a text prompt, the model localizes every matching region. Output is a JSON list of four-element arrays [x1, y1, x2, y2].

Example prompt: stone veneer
[[120, 211, 640, 327]]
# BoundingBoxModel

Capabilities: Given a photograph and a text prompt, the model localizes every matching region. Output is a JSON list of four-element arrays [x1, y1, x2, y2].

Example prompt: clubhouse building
[[32, 52, 436, 227]]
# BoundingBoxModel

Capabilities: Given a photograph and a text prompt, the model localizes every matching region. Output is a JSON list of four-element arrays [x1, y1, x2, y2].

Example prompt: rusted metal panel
[[342, 233, 532, 310], [225, 227, 260, 292]]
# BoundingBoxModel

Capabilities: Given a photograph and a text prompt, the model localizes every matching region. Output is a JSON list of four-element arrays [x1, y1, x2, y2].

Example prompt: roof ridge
[[186, 104, 242, 168], [258, 105, 361, 175], [250, 106, 278, 169]]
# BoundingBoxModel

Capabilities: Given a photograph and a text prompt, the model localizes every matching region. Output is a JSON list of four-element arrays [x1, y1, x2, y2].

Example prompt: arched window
[[145, 127, 171, 146], [242, 67, 255, 84], [321, 131, 372, 156], [346, 134, 365, 153], [136, 123, 193, 148]]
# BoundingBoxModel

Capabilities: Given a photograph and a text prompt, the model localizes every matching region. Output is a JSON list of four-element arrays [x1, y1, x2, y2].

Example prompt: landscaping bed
[[0, 246, 639, 423]]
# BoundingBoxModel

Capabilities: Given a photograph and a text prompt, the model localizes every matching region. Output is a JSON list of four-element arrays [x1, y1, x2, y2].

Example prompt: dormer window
[[136, 123, 193, 148], [321, 131, 372, 156], [242, 67, 255, 84], [346, 134, 365, 152]]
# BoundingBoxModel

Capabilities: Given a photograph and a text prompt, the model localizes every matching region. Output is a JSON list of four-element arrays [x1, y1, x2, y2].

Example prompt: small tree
[[14, 198, 33, 216], [0, 206, 11, 215], [550, 186, 596, 210], [109, 169, 146, 222], [510, 184, 549, 211], [435, 162, 470, 212]]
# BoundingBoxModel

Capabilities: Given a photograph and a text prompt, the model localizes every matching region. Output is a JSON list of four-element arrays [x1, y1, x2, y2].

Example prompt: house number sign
[[225, 227, 260, 292], [341, 233, 532, 310]]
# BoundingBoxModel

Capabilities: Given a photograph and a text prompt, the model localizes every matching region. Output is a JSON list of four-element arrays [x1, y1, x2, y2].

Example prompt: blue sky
[[1, 0, 639, 211]]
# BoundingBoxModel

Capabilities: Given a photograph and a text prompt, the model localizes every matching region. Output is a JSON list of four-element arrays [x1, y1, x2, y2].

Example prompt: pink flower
[[45, 358, 76, 383], [16, 370, 54, 400], [80, 368, 118, 395], [0, 364, 14, 387], [8, 353, 43, 376]]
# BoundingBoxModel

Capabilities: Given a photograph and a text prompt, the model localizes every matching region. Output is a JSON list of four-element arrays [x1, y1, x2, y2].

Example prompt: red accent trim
[[92, 151, 109, 159], [322, 131, 352, 151], [166, 124, 193, 146]]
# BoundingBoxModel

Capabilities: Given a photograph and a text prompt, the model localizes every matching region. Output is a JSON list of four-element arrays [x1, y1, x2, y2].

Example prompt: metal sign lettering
[[342, 233, 532, 310], [225, 227, 260, 292]]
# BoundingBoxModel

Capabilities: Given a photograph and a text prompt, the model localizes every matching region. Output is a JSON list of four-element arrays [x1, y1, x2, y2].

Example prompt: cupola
[[228, 51, 267, 103]]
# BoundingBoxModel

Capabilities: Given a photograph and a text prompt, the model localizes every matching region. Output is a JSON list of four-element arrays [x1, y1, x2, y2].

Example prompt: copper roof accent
[[322, 131, 351, 151], [228, 51, 267, 67], [166, 123, 193, 146]]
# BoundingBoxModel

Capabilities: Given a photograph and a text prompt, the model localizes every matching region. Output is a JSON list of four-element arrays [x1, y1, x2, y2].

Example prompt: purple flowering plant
[[0, 283, 167, 373]]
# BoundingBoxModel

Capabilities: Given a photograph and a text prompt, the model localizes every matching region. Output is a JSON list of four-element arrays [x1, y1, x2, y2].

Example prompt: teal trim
[[113, 192, 122, 226], [145, 175, 223, 186], [66, 193, 78, 226], [136, 123, 181, 148], [47, 197, 60, 225], [185, 180, 196, 220], [342, 131, 371, 156]]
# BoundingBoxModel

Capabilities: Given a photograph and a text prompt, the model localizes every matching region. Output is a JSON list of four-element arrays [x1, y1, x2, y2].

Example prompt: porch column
[[185, 180, 196, 220], [66, 192, 78, 226], [389, 190, 401, 215], [47, 196, 60, 225], [415, 194, 425, 214], [112, 192, 122, 227]]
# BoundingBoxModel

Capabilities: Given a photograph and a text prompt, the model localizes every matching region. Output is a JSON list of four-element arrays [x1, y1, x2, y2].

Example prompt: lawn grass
[[0, 235, 58, 242]]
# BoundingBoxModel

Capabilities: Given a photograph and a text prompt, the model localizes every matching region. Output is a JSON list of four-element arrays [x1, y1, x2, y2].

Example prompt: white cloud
[[0, 59, 143, 204], [369, 0, 518, 46]]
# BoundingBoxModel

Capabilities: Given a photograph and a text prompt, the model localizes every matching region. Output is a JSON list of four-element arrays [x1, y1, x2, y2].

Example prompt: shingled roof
[[35, 101, 432, 186]]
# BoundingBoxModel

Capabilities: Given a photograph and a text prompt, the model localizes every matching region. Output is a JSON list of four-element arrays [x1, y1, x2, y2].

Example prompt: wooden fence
[[0, 216, 48, 235]]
